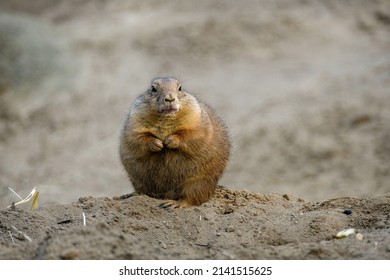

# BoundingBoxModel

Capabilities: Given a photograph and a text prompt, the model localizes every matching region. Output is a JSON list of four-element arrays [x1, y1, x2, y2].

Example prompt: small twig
[[8, 231, 15, 244], [11, 225, 32, 242], [82, 212, 86, 226], [194, 243, 211, 248], [57, 219, 73, 225]]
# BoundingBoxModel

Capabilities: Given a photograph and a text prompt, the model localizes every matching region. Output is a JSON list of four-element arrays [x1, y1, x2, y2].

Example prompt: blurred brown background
[[1, 0, 389, 206]]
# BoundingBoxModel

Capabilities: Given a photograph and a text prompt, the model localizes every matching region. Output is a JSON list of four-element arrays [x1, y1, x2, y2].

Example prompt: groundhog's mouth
[[158, 104, 181, 114]]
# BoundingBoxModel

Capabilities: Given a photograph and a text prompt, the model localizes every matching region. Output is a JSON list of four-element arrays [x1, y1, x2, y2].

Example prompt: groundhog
[[119, 77, 231, 208]]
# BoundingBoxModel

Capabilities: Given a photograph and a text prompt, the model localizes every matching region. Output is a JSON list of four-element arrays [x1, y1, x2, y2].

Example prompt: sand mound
[[1, 188, 389, 259]]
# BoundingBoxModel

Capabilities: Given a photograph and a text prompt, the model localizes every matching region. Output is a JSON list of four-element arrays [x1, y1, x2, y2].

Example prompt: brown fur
[[119, 77, 231, 208]]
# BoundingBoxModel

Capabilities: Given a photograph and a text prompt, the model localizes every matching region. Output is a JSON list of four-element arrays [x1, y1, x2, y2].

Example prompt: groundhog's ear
[[151, 85, 157, 92], [178, 85, 182, 91]]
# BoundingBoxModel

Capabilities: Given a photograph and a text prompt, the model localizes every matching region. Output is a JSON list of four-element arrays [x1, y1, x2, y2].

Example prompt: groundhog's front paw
[[164, 134, 181, 149], [148, 138, 164, 152]]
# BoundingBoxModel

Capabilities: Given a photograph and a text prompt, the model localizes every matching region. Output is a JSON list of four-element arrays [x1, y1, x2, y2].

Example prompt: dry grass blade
[[9, 231, 15, 244], [8, 187, 23, 200], [31, 191, 39, 210], [11, 225, 32, 242], [7, 187, 37, 208]]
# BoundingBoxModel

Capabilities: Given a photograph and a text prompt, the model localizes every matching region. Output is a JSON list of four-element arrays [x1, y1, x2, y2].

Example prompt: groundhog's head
[[146, 77, 184, 114], [132, 77, 201, 120]]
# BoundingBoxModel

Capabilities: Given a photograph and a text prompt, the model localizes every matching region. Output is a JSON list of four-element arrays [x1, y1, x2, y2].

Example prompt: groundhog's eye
[[151, 86, 157, 92], [178, 85, 182, 91]]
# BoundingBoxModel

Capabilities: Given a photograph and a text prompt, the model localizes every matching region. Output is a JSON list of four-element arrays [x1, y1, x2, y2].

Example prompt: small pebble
[[335, 228, 355, 239], [61, 249, 79, 260], [355, 233, 364, 240], [343, 210, 353, 215], [203, 214, 211, 221], [223, 206, 234, 214], [226, 225, 235, 232], [159, 241, 167, 249], [375, 221, 386, 229]]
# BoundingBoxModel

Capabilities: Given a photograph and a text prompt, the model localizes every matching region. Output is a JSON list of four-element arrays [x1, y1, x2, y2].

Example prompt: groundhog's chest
[[141, 117, 188, 141]]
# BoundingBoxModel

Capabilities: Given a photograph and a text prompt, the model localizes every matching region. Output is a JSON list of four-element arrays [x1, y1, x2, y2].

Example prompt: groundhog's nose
[[164, 94, 176, 102]]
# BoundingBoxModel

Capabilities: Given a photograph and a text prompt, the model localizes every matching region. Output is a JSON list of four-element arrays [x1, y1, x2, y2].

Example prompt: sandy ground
[[1, 188, 390, 259], [0, 0, 389, 259]]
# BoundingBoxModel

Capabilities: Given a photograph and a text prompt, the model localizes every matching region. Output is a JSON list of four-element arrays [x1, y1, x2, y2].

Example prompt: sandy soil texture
[[1, 188, 390, 259], [0, 0, 389, 259]]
